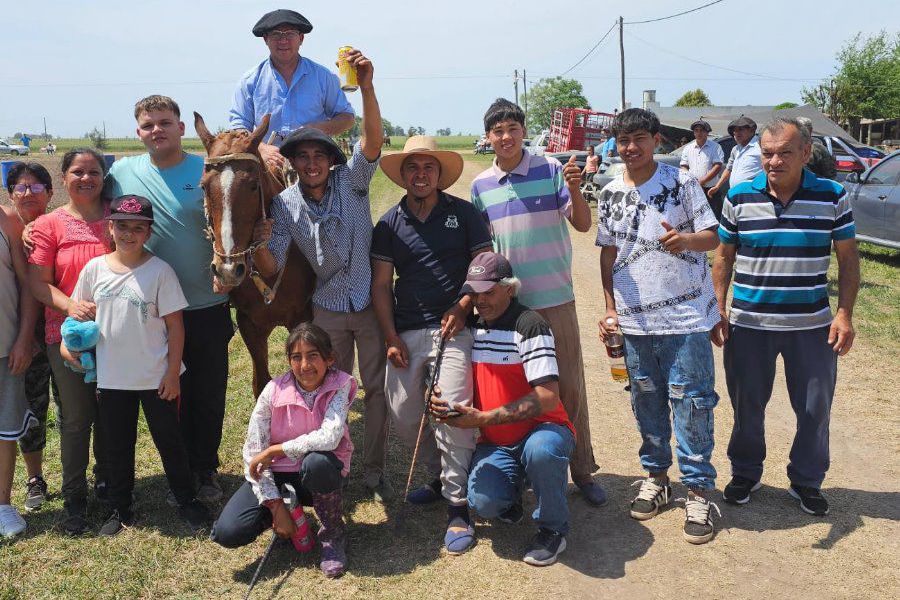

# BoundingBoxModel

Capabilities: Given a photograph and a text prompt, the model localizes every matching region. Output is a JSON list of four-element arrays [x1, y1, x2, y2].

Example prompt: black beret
[[252, 9, 313, 37], [727, 116, 757, 136], [279, 128, 347, 165], [690, 119, 712, 132]]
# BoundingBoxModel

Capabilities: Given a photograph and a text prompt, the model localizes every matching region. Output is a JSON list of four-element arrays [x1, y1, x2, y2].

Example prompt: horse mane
[[207, 129, 287, 203]]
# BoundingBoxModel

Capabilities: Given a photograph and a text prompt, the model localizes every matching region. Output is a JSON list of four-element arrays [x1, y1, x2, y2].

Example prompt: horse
[[193, 112, 316, 396]]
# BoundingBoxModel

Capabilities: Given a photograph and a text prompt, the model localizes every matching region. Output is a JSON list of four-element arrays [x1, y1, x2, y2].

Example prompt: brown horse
[[193, 112, 316, 396]]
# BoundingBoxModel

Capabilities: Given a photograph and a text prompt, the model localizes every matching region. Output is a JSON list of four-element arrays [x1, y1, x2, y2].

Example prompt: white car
[[0, 140, 28, 156]]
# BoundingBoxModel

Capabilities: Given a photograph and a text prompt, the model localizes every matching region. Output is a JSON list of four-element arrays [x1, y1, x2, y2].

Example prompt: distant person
[[582, 145, 600, 178], [431, 252, 576, 566], [713, 117, 859, 516], [471, 99, 606, 506], [371, 136, 492, 554], [5, 163, 56, 512], [19, 134, 30, 148], [110, 95, 233, 505], [680, 119, 725, 218], [597, 109, 721, 545], [707, 116, 762, 200], [796, 117, 837, 180], [600, 128, 617, 162], [0, 197, 39, 539], [67, 194, 209, 536], [229, 8, 355, 170]]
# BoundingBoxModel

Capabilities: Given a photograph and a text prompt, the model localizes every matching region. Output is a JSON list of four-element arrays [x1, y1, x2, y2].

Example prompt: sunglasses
[[267, 29, 301, 40], [12, 183, 48, 194]]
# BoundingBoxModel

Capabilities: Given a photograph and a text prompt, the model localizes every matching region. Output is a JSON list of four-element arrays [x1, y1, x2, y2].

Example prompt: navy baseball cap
[[461, 252, 513, 294], [109, 195, 153, 222]]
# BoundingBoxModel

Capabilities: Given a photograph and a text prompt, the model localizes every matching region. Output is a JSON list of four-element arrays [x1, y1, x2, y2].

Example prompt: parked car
[[844, 150, 900, 249], [473, 137, 493, 155], [0, 139, 28, 156], [589, 155, 682, 199], [814, 135, 885, 180]]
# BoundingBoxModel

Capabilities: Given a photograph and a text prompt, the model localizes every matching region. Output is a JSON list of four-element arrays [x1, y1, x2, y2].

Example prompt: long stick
[[244, 531, 278, 599], [401, 336, 448, 503]]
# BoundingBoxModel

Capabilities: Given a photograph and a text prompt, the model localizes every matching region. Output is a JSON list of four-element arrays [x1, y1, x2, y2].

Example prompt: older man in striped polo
[[712, 117, 860, 517]]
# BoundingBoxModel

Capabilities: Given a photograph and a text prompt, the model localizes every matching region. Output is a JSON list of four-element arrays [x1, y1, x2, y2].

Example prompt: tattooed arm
[[433, 381, 561, 429]]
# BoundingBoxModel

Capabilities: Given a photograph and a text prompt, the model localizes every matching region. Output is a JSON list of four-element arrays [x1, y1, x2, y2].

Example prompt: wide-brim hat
[[380, 136, 464, 191], [727, 116, 757, 136], [279, 128, 347, 165], [252, 9, 313, 37], [690, 119, 712, 132]]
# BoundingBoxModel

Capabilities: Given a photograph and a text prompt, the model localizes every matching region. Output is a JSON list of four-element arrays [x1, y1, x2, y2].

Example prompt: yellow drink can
[[338, 46, 358, 92]]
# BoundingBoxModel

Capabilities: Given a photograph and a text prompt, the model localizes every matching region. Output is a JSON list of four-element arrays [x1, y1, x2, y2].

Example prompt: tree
[[521, 77, 590, 133], [392, 125, 404, 137], [802, 31, 900, 127], [674, 89, 712, 107], [85, 126, 108, 150], [436, 127, 452, 136], [774, 102, 799, 110]]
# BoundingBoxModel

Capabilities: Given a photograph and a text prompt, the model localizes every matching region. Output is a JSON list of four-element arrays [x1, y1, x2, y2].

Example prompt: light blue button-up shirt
[[726, 135, 763, 187], [229, 55, 355, 144]]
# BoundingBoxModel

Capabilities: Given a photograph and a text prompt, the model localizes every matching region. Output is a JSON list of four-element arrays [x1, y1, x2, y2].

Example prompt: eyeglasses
[[267, 29, 301, 41], [12, 183, 47, 195]]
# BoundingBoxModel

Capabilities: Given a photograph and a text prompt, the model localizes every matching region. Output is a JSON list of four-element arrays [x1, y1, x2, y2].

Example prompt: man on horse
[[229, 9, 355, 173], [371, 136, 493, 554], [109, 95, 234, 504], [251, 49, 393, 502]]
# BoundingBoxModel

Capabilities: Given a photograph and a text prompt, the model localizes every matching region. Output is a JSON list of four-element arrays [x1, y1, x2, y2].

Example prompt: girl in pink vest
[[211, 323, 356, 578]]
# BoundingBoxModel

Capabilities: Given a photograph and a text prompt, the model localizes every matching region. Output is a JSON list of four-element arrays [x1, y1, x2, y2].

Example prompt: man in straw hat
[[251, 49, 394, 504], [371, 136, 493, 554], [229, 9, 355, 170]]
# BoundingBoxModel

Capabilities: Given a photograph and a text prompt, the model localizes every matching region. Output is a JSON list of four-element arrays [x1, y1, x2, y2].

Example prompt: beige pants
[[312, 305, 389, 487], [536, 301, 599, 481], [385, 327, 477, 506]]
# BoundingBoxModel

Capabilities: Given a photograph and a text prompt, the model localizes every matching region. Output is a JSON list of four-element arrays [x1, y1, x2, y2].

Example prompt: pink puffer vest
[[268, 369, 356, 476]]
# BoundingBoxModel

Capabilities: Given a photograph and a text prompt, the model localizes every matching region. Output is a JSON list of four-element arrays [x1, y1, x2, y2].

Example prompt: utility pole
[[43, 117, 47, 138], [522, 69, 528, 120], [619, 16, 625, 111], [103, 121, 107, 138], [514, 69, 519, 106]]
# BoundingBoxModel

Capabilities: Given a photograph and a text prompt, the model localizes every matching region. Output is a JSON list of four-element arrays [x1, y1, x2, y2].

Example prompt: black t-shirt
[[371, 191, 493, 332]]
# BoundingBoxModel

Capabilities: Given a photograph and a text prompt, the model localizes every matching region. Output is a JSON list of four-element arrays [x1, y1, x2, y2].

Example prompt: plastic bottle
[[604, 317, 628, 382], [290, 506, 314, 553]]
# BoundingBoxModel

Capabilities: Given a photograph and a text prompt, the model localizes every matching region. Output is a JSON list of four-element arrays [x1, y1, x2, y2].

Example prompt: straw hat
[[380, 136, 464, 191]]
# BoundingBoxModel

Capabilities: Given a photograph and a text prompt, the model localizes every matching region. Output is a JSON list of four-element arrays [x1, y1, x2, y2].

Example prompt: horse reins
[[203, 151, 286, 305]]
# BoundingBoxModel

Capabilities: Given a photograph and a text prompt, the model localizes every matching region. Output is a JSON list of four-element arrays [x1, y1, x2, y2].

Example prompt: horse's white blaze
[[219, 166, 235, 256]]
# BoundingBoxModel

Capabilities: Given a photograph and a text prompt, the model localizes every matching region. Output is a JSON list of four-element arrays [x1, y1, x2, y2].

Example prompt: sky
[[2, 0, 898, 139]]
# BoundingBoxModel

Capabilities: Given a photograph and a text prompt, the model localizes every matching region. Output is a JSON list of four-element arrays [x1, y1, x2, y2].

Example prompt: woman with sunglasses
[[5, 163, 56, 513], [27, 149, 112, 535]]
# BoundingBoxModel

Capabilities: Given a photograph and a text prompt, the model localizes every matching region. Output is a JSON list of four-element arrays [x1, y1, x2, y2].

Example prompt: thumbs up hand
[[659, 220, 690, 254], [562, 154, 582, 189]]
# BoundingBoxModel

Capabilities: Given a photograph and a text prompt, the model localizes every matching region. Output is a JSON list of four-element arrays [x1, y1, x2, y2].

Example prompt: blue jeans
[[624, 332, 718, 490], [468, 423, 574, 534]]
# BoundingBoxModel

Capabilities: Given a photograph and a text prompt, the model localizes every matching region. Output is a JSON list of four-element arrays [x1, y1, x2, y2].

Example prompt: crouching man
[[431, 252, 575, 566]]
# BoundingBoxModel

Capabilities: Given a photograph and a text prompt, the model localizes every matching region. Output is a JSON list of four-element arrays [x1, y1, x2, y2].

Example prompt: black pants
[[181, 303, 234, 473], [724, 325, 838, 488], [210, 452, 343, 549], [97, 388, 196, 512]]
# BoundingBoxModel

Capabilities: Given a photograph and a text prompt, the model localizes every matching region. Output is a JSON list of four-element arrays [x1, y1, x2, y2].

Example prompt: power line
[[559, 20, 618, 76], [624, 0, 725, 24]]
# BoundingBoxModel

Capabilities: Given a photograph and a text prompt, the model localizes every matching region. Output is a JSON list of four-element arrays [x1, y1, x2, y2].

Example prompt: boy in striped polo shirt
[[470, 99, 606, 507], [713, 117, 860, 516]]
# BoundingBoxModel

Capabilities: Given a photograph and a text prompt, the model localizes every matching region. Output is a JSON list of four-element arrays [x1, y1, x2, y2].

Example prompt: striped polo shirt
[[472, 299, 574, 446], [718, 169, 855, 331], [471, 151, 574, 310]]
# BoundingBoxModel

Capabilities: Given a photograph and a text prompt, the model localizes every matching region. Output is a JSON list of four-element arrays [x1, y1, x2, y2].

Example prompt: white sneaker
[[0, 504, 26, 538]]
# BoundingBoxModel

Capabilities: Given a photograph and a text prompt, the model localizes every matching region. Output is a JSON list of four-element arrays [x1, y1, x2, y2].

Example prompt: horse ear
[[248, 114, 272, 153], [194, 112, 215, 150]]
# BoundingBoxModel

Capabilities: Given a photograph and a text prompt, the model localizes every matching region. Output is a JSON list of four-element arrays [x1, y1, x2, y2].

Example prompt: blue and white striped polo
[[718, 169, 855, 331]]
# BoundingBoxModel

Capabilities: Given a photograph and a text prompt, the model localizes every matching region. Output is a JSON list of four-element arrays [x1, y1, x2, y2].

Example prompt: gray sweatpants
[[385, 327, 477, 506], [724, 325, 838, 488]]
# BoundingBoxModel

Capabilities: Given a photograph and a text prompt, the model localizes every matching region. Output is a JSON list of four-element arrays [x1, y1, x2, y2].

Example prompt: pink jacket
[[269, 370, 356, 476]]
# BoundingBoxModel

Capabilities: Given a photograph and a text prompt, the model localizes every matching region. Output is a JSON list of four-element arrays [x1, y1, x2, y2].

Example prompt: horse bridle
[[203, 151, 285, 305]]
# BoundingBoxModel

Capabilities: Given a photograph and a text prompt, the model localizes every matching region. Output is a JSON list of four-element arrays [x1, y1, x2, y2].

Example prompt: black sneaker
[[62, 503, 91, 536], [681, 492, 721, 545], [630, 478, 672, 520], [99, 509, 135, 537], [498, 502, 524, 524], [723, 476, 761, 505], [789, 485, 829, 516], [523, 527, 566, 566], [195, 471, 223, 504], [178, 500, 211, 533], [24, 476, 48, 512]]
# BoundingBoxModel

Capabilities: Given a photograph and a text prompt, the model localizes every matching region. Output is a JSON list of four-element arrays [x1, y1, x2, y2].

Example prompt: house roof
[[651, 104, 851, 140]]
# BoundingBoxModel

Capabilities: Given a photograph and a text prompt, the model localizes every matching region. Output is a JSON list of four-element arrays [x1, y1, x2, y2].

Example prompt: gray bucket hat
[[278, 128, 347, 165]]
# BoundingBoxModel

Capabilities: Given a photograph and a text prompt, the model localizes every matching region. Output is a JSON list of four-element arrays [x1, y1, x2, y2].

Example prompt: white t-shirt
[[72, 255, 188, 390], [680, 139, 724, 187], [595, 162, 720, 335]]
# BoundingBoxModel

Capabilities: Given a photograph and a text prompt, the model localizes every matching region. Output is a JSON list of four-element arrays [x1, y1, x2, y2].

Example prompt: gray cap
[[727, 116, 757, 136], [690, 119, 712, 132]]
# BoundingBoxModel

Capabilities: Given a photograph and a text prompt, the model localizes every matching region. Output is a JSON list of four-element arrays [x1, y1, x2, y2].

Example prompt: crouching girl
[[211, 323, 355, 578]]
